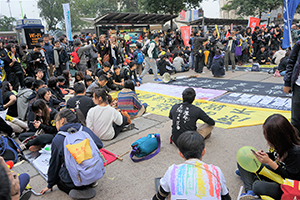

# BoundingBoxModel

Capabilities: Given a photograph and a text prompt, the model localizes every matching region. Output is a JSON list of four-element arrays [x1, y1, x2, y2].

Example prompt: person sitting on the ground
[[67, 82, 95, 119], [27, 79, 46, 104], [19, 99, 58, 151], [17, 77, 35, 120], [117, 80, 147, 119], [272, 46, 286, 65], [211, 49, 225, 77], [96, 62, 117, 90], [2, 81, 18, 117], [86, 89, 132, 140], [157, 55, 175, 76], [172, 52, 189, 73], [237, 114, 300, 200], [123, 61, 141, 86], [169, 88, 215, 146], [35, 68, 44, 81], [152, 130, 231, 200], [84, 75, 94, 89], [0, 156, 30, 200], [277, 50, 291, 76], [74, 71, 84, 84], [112, 66, 124, 91], [86, 74, 109, 97], [57, 76, 74, 95], [256, 45, 271, 65], [40, 108, 103, 199], [62, 70, 71, 89], [48, 77, 65, 102]]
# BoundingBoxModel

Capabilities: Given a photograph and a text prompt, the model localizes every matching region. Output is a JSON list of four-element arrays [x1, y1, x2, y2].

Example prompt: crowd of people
[[0, 26, 299, 200]]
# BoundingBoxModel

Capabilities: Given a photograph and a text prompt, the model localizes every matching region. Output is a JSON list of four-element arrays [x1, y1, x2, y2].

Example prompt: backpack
[[70, 47, 83, 65], [142, 43, 150, 55], [136, 51, 144, 65], [59, 126, 105, 187], [0, 136, 22, 163]]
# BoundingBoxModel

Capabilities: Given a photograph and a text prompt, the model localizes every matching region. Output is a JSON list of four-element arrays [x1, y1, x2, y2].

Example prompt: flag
[[225, 31, 230, 38], [283, 0, 300, 48], [62, 3, 73, 41], [180, 26, 191, 47], [248, 17, 260, 33], [230, 24, 233, 30]]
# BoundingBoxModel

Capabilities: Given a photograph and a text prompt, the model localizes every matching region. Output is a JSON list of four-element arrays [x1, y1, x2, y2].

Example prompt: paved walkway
[[14, 67, 286, 200]]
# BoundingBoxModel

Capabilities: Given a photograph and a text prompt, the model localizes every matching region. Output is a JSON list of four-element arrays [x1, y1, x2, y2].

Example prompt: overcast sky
[[0, 0, 220, 24]]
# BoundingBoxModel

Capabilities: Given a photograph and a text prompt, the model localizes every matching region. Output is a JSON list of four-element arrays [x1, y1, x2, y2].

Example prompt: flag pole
[[286, 0, 293, 47]]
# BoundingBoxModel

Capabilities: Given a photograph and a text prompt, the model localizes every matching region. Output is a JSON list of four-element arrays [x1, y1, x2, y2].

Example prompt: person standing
[[208, 29, 220, 69], [43, 34, 53, 79], [193, 30, 208, 73], [284, 41, 300, 133], [73, 39, 93, 76], [53, 40, 68, 76], [223, 30, 238, 72], [140, 34, 162, 82]]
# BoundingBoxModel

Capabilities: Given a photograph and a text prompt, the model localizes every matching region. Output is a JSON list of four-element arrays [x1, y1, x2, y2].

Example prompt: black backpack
[[0, 136, 22, 163]]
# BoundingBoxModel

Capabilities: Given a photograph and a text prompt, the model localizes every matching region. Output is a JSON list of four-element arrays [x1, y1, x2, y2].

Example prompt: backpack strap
[[130, 134, 161, 163]]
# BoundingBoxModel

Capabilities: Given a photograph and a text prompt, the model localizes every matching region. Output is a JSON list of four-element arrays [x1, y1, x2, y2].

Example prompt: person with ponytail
[[86, 88, 130, 140], [19, 99, 58, 151], [40, 108, 103, 198]]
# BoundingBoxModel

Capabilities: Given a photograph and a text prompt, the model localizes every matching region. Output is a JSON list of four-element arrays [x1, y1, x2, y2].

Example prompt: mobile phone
[[251, 149, 257, 155]]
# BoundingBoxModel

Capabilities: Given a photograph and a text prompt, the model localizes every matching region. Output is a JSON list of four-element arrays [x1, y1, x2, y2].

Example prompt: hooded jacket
[[47, 123, 103, 188], [17, 88, 33, 120]]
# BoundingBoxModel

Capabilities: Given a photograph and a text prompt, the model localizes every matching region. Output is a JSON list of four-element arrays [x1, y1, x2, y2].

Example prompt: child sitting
[[153, 131, 231, 200], [211, 49, 225, 77]]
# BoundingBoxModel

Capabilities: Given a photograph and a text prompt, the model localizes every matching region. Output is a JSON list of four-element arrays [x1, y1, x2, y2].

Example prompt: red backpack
[[70, 47, 81, 64]]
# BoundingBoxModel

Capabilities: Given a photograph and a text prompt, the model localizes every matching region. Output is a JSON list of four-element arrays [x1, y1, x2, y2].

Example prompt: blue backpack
[[0, 136, 22, 163], [59, 126, 105, 187], [136, 51, 144, 65]]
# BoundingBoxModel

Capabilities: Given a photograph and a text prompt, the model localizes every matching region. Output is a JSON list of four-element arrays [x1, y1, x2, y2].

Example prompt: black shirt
[[66, 95, 95, 118], [113, 72, 124, 83], [123, 67, 138, 82], [169, 102, 215, 145], [3, 91, 18, 117]]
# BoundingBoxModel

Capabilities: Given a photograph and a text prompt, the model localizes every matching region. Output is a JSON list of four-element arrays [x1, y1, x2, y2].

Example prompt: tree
[[0, 15, 16, 31], [37, 0, 119, 31], [222, 0, 282, 23], [143, 0, 201, 29]]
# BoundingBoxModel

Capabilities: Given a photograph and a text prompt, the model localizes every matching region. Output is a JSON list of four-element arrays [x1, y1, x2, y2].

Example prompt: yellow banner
[[112, 91, 291, 129]]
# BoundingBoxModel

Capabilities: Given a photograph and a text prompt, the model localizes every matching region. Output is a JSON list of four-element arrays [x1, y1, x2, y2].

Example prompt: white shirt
[[273, 50, 286, 65], [173, 57, 185, 72], [160, 159, 229, 200], [86, 105, 123, 140]]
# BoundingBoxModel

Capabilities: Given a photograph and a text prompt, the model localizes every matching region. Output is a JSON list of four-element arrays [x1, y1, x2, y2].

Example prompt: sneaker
[[201, 71, 206, 74], [19, 143, 27, 151], [69, 188, 96, 200], [20, 190, 32, 200], [122, 123, 135, 132], [154, 78, 162, 82], [239, 190, 259, 200], [235, 169, 241, 176], [91, 181, 98, 188]]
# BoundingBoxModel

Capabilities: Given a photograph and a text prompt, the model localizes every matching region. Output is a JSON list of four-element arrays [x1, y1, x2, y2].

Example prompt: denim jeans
[[19, 173, 30, 194], [238, 163, 283, 199], [292, 84, 300, 133], [280, 71, 286, 76], [189, 52, 194, 68]]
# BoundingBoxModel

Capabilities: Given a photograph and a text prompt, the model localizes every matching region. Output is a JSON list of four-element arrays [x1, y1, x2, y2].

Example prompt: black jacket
[[278, 57, 288, 72], [27, 51, 46, 73], [53, 48, 68, 68], [192, 34, 208, 54], [47, 123, 103, 188], [211, 56, 225, 77], [284, 41, 300, 90], [158, 59, 171, 76]]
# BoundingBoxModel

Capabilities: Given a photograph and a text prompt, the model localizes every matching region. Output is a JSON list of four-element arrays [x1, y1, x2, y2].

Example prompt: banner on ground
[[248, 17, 260, 33], [62, 3, 73, 41], [180, 26, 191, 47], [111, 90, 291, 129], [283, 0, 300, 48]]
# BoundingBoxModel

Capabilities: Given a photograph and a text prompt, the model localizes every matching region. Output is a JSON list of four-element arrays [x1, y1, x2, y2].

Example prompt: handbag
[[281, 179, 300, 200], [130, 134, 161, 162], [102, 54, 110, 63], [235, 45, 242, 56]]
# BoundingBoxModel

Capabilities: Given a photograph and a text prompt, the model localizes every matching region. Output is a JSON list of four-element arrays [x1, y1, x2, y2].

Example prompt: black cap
[[129, 61, 136, 68], [34, 43, 41, 48], [37, 38, 44, 43]]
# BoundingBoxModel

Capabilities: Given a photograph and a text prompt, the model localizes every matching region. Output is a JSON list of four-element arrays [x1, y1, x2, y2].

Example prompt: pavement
[[12, 66, 287, 200]]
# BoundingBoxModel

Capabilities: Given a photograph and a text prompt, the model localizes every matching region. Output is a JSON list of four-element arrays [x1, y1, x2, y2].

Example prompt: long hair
[[37, 88, 50, 101], [62, 70, 70, 88], [31, 99, 50, 125], [263, 114, 300, 159], [2, 81, 11, 95], [56, 108, 86, 126]]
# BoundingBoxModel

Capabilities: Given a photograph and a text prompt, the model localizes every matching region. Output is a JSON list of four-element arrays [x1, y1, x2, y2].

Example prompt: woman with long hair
[[2, 81, 17, 117], [86, 88, 131, 140], [19, 99, 58, 151], [62, 70, 71, 88], [208, 29, 220, 69], [96, 35, 108, 64], [238, 114, 300, 200], [5, 43, 25, 91], [108, 35, 120, 67], [74, 71, 84, 84], [48, 76, 65, 102], [40, 108, 103, 198]]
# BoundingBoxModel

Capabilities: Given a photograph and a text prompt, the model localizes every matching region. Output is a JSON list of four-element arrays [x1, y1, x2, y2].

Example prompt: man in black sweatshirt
[[169, 88, 215, 146]]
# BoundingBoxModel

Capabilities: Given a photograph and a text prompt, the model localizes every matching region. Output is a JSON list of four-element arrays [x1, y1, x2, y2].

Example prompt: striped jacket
[[117, 88, 142, 116]]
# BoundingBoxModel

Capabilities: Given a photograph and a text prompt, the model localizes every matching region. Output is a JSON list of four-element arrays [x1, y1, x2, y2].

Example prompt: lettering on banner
[[203, 104, 227, 111], [230, 108, 254, 115], [216, 115, 251, 125]]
